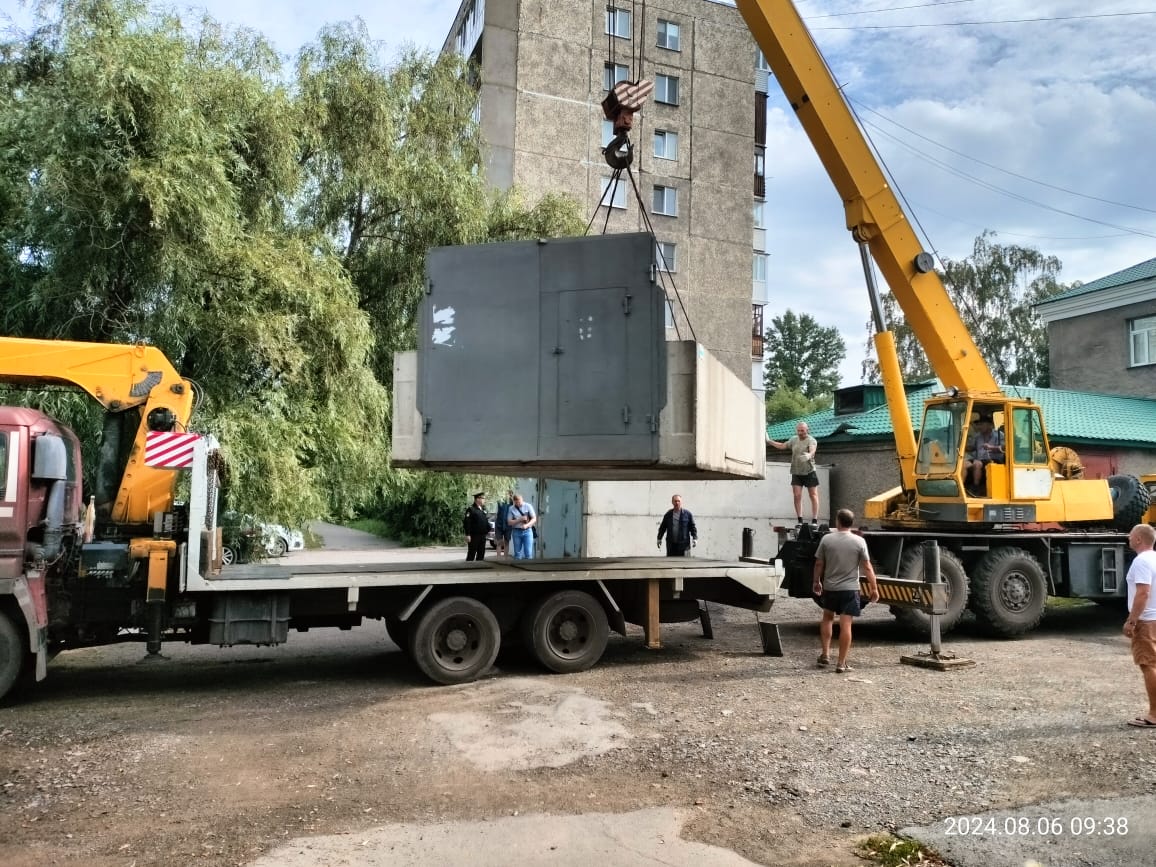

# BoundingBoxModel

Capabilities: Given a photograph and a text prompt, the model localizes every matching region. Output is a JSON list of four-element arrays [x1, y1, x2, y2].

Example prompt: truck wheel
[[521, 590, 609, 674], [221, 546, 238, 566], [1108, 475, 1151, 531], [409, 597, 500, 685], [971, 547, 1048, 637], [0, 609, 28, 703], [891, 548, 969, 635]]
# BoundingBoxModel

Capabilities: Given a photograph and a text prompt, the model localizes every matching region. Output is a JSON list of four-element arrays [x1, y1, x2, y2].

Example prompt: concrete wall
[[578, 466, 830, 562], [1048, 298, 1156, 397]]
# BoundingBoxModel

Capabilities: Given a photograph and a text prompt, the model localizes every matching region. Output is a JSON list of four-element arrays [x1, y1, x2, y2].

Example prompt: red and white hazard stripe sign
[[145, 431, 201, 468]]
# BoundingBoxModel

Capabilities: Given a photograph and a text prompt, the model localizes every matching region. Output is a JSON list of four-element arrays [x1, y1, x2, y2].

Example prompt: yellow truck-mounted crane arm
[[0, 336, 195, 525], [734, 0, 1117, 526], [736, 0, 998, 397]]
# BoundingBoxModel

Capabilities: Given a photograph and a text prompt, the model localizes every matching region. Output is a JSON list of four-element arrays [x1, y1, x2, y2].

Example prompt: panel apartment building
[[443, 0, 771, 391]]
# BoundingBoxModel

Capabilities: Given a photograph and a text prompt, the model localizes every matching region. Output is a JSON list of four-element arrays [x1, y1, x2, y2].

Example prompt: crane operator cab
[[911, 396, 1084, 524]]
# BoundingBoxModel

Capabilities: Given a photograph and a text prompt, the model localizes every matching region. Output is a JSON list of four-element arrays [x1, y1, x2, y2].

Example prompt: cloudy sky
[[3, 0, 1154, 386]]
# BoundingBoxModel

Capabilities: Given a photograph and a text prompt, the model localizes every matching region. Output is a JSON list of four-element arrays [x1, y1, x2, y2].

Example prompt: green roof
[[1039, 256, 1156, 305], [768, 384, 1156, 449]]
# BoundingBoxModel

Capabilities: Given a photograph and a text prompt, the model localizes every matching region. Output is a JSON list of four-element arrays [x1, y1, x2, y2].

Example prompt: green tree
[[861, 231, 1069, 387], [764, 386, 832, 424], [763, 310, 846, 399]]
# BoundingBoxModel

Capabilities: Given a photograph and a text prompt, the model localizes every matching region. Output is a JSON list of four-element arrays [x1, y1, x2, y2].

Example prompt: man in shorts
[[768, 421, 820, 524], [812, 509, 879, 673], [1124, 523, 1156, 728]]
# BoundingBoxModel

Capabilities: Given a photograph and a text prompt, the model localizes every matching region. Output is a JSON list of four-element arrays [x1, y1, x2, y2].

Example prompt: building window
[[1131, 315, 1156, 366], [602, 119, 615, 147], [652, 185, 678, 216], [756, 49, 770, 71], [600, 176, 626, 209], [653, 129, 678, 160], [657, 19, 680, 51], [753, 201, 767, 252], [605, 7, 632, 39], [753, 252, 768, 283], [603, 62, 630, 91], [752, 304, 765, 359], [655, 73, 679, 105], [656, 241, 677, 272], [665, 299, 675, 329]]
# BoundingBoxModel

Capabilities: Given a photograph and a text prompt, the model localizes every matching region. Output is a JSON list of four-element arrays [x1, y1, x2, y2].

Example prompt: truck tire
[[970, 547, 1048, 638], [409, 597, 500, 685], [221, 545, 238, 566], [521, 589, 610, 674], [890, 548, 969, 635], [1108, 475, 1151, 532], [0, 609, 28, 703]]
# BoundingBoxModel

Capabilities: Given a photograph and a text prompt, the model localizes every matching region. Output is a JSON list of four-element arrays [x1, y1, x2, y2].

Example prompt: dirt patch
[[1, 596, 1153, 866]]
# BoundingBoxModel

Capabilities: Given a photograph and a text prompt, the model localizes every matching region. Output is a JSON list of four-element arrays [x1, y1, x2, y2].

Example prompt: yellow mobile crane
[[729, 0, 1153, 636]]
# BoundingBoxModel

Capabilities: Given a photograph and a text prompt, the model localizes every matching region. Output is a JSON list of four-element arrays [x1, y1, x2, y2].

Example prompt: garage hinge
[[647, 414, 658, 433], [422, 418, 431, 433], [649, 263, 657, 284], [426, 279, 434, 295], [622, 405, 631, 425], [622, 293, 633, 315]]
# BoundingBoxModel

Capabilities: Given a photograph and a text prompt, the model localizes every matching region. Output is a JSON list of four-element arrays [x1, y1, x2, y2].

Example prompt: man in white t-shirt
[[1124, 523, 1156, 728]]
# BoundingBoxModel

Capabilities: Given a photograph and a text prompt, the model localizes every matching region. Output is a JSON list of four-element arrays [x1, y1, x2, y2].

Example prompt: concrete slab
[[248, 806, 760, 867]]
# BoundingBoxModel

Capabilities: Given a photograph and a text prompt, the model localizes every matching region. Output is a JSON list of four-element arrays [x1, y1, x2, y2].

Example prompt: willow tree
[[0, 0, 387, 522]]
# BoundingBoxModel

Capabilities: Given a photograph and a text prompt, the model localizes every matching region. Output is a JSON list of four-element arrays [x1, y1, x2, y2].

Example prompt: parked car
[[220, 513, 304, 565]]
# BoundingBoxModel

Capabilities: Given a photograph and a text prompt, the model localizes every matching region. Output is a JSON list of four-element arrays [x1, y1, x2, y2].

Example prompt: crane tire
[[890, 547, 969, 636], [970, 547, 1048, 638], [1108, 475, 1150, 532]]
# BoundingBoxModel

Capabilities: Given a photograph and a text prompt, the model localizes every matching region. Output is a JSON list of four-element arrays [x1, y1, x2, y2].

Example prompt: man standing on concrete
[[1124, 523, 1156, 728], [768, 421, 820, 525], [463, 492, 490, 562], [657, 494, 697, 557], [506, 492, 537, 560], [812, 509, 879, 673]]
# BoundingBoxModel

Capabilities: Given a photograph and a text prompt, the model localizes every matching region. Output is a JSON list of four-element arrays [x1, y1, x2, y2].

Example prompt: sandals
[[1127, 717, 1156, 728], [816, 654, 830, 667], [835, 663, 853, 674]]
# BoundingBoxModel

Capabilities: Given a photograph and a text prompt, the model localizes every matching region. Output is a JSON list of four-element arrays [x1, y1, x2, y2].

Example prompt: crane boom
[[736, 0, 999, 396]]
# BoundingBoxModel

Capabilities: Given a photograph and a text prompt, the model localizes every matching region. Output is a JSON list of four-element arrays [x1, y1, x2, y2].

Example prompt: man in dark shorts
[[811, 509, 879, 672], [768, 421, 820, 524]]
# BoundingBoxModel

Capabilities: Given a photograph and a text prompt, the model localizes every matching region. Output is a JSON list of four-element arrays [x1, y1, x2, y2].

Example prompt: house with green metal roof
[[767, 381, 1156, 519], [1036, 256, 1156, 398]]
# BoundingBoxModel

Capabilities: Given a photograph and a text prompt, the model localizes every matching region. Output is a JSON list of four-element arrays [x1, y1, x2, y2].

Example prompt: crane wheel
[[970, 547, 1048, 638], [890, 548, 969, 636], [1107, 475, 1151, 532]]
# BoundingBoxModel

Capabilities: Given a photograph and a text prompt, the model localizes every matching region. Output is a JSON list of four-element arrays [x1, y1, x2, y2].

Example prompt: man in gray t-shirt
[[812, 509, 879, 673], [768, 421, 821, 525]]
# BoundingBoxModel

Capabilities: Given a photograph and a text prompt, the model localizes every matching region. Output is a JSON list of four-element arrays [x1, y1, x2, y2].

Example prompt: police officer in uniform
[[463, 492, 490, 561]]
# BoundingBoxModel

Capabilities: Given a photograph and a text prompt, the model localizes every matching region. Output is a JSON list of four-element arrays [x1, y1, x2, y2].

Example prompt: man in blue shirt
[[657, 494, 697, 557], [506, 492, 537, 560]]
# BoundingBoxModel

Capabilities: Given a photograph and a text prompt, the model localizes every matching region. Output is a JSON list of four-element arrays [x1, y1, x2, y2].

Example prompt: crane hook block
[[604, 133, 634, 170]]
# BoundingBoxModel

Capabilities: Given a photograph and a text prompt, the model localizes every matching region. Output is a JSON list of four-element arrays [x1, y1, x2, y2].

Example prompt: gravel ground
[[1, 563, 1154, 866]]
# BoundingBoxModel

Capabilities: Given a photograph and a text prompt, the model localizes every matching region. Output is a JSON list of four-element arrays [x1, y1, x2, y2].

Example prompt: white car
[[261, 524, 305, 557]]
